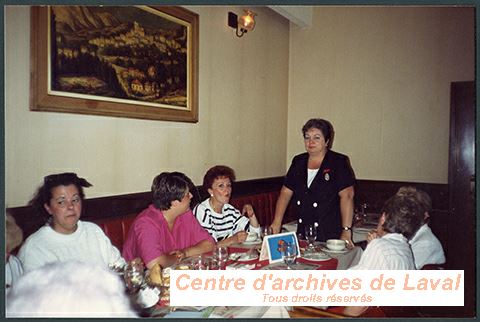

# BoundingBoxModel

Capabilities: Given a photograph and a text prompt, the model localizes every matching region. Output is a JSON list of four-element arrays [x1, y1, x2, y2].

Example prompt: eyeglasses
[[303, 135, 323, 142]]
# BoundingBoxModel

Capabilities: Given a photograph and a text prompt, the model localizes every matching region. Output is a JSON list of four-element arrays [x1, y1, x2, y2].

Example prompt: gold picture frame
[[30, 5, 199, 122]]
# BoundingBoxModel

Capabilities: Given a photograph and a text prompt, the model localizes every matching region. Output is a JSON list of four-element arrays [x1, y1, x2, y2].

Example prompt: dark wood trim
[[446, 81, 475, 317], [7, 176, 286, 239], [354, 179, 449, 256], [199, 176, 285, 200], [354, 179, 449, 213], [7, 177, 448, 243]]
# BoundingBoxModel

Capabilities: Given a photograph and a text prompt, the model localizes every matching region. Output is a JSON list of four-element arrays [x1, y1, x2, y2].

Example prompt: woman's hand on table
[[217, 232, 248, 247], [270, 220, 282, 234], [340, 230, 355, 249], [169, 249, 187, 263], [233, 231, 248, 243]]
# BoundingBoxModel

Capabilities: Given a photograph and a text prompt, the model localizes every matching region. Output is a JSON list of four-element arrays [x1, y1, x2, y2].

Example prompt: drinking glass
[[261, 226, 273, 240], [214, 246, 229, 270], [354, 203, 368, 226], [192, 255, 206, 270], [193, 255, 216, 270], [124, 259, 145, 294], [353, 208, 363, 226], [282, 242, 297, 269], [304, 224, 317, 251]]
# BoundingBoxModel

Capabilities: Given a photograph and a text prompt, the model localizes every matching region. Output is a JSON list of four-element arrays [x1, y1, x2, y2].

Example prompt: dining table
[[227, 238, 362, 270], [352, 213, 381, 243], [144, 236, 364, 318]]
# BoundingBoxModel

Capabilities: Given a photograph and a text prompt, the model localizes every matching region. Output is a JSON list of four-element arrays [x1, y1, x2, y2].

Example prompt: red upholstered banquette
[[92, 213, 138, 251], [92, 190, 283, 251], [229, 190, 280, 227]]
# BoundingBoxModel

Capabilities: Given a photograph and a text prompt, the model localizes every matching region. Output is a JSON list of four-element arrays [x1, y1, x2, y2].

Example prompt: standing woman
[[270, 119, 356, 245], [194, 165, 260, 247], [18, 173, 125, 272]]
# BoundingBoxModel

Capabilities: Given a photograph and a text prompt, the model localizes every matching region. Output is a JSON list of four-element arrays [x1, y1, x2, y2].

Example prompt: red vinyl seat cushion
[[92, 191, 282, 251], [93, 213, 137, 251]]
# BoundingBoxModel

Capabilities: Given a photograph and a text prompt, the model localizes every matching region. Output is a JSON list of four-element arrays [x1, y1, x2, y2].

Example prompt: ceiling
[[268, 6, 313, 28]]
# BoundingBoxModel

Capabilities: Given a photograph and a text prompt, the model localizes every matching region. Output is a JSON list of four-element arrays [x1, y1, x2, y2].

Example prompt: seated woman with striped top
[[193, 165, 260, 247]]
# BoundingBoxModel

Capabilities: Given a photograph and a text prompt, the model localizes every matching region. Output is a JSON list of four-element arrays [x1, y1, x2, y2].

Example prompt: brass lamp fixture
[[228, 9, 257, 37]]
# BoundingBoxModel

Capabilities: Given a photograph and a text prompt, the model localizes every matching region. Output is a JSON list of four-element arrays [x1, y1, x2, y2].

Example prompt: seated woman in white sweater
[[193, 165, 260, 247], [344, 191, 423, 317], [396, 186, 446, 269], [18, 173, 125, 273]]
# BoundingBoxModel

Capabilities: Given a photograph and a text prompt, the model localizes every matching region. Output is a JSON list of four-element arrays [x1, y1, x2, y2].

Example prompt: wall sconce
[[228, 9, 257, 38]]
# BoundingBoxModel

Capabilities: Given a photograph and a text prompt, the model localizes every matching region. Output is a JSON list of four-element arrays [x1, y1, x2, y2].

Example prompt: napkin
[[282, 221, 298, 232]]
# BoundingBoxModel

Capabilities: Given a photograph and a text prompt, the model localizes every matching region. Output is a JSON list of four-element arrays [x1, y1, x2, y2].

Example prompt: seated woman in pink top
[[122, 172, 215, 269]]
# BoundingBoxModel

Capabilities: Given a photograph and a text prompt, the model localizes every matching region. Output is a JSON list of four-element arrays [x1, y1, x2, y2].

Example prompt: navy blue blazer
[[284, 150, 355, 241]]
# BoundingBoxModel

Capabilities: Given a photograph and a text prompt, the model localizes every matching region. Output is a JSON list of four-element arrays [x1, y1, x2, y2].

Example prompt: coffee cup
[[245, 232, 258, 242], [326, 239, 346, 251]]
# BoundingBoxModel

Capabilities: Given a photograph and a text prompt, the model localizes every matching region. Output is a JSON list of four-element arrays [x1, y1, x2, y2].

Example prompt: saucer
[[241, 239, 261, 245], [302, 252, 331, 261], [321, 246, 348, 254], [229, 252, 258, 262]]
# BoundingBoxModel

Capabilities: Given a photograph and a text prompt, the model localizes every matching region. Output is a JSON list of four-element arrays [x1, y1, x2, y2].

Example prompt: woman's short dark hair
[[28, 173, 92, 224], [301, 118, 334, 149], [202, 165, 236, 191], [381, 193, 423, 240], [151, 172, 197, 211]]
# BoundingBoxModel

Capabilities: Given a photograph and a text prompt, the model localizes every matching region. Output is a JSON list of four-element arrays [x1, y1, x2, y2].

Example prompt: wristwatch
[[342, 226, 352, 231]]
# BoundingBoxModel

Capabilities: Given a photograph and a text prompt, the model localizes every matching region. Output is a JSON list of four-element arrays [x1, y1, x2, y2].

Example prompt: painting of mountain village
[[50, 6, 190, 109]]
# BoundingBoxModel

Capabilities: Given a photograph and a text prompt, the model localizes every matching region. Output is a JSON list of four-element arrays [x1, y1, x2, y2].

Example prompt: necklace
[[209, 198, 222, 213]]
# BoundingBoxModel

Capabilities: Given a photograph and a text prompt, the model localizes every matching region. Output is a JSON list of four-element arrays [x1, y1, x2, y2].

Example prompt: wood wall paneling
[[447, 81, 475, 317], [8, 177, 448, 245]]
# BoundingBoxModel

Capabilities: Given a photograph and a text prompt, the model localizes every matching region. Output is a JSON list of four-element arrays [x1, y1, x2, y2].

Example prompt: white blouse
[[307, 168, 319, 188]]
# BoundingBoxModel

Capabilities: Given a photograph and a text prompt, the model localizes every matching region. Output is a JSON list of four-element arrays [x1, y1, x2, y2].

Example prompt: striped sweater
[[193, 199, 260, 241]]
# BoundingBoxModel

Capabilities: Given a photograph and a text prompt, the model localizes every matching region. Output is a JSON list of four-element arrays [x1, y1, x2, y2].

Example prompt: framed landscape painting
[[30, 6, 199, 122]]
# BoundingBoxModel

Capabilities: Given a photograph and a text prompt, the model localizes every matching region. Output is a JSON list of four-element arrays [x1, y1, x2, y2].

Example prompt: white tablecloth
[[353, 227, 370, 242], [328, 246, 363, 270]]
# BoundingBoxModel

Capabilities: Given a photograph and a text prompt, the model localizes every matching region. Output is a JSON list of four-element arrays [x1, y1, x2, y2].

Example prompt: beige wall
[[5, 6, 475, 207], [5, 6, 290, 206], [288, 6, 474, 183]]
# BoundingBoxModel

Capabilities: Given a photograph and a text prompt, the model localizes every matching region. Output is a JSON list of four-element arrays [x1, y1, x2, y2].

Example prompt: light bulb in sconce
[[228, 9, 257, 38], [238, 10, 256, 33]]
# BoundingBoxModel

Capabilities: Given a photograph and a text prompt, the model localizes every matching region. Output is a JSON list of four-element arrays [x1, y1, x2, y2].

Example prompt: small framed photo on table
[[259, 232, 301, 263]]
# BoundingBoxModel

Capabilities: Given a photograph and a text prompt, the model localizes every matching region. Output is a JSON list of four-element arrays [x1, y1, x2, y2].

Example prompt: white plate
[[229, 252, 259, 262], [241, 239, 261, 245], [321, 246, 348, 254], [302, 252, 331, 261]]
